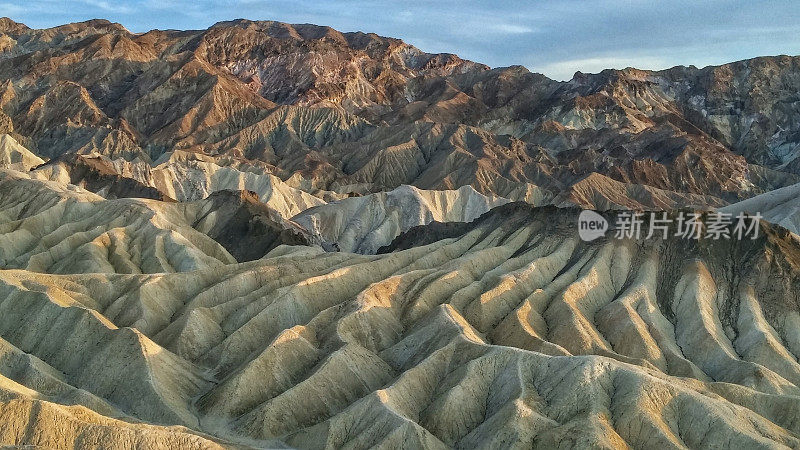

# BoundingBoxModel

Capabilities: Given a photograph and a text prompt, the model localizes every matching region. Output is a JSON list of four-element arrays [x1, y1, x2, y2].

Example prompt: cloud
[[484, 23, 535, 34]]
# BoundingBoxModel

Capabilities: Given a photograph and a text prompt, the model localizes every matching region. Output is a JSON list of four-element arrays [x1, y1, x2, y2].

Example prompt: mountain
[[551, 171, 728, 210], [31, 150, 327, 216], [3, 18, 800, 207], [194, 189, 317, 261], [31, 152, 174, 200]]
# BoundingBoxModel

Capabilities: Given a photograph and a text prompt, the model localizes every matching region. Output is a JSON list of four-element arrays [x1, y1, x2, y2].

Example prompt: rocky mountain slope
[[1, 181, 800, 447], [3, 17, 800, 207]]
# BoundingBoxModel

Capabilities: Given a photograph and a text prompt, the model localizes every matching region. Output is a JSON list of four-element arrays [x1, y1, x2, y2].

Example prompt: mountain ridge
[[3, 17, 800, 208]]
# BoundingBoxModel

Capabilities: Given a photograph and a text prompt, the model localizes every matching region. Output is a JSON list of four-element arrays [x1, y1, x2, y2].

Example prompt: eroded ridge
[[0, 200, 798, 448]]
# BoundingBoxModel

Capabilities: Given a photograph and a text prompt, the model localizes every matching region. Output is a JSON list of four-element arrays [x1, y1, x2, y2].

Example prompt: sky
[[3, 1, 800, 80]]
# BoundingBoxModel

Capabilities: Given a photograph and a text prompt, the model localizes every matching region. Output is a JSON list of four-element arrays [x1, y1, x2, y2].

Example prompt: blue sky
[[3, 1, 800, 80]]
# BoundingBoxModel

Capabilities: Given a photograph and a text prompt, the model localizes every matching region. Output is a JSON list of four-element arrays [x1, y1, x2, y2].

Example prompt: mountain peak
[[0, 17, 29, 34]]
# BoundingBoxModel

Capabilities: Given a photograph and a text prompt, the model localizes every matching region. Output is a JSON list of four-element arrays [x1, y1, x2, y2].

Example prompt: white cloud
[[485, 23, 535, 34]]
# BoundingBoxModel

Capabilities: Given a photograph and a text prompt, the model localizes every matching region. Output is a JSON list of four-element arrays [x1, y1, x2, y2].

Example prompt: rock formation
[[3, 15, 800, 450], [0, 169, 315, 273], [32, 151, 327, 217]]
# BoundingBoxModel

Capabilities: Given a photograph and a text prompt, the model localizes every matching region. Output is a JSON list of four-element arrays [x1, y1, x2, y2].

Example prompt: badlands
[[0, 15, 799, 450], [0, 174, 799, 448]]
